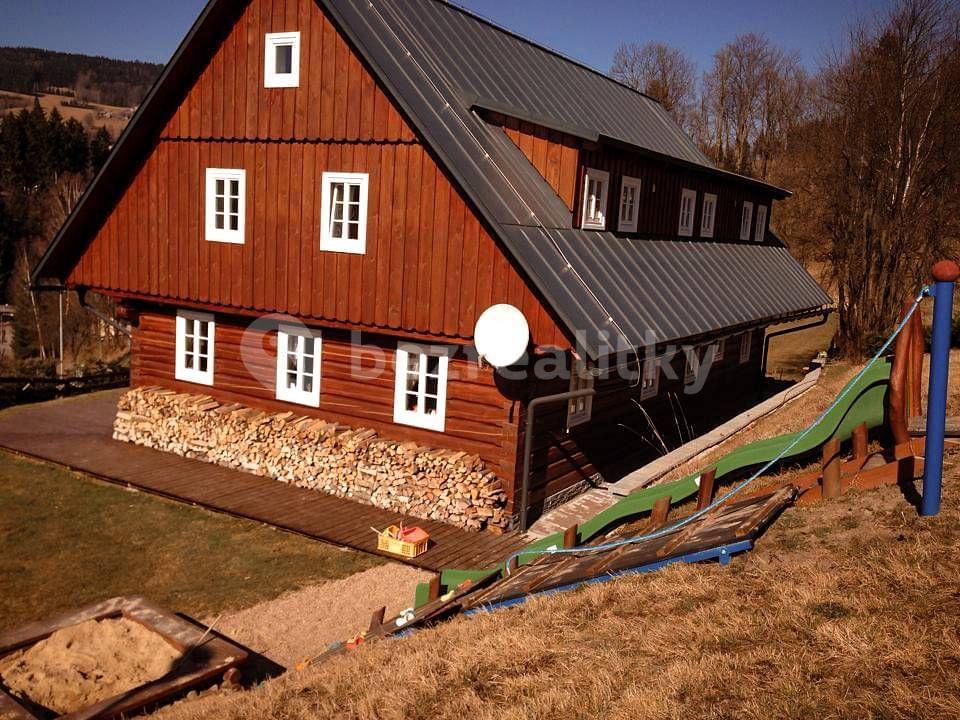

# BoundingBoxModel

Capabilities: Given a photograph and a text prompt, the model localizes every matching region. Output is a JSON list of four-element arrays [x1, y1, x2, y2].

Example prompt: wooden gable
[[67, 0, 568, 348]]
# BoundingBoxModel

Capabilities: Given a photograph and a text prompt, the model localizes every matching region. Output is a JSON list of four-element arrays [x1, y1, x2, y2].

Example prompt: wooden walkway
[[0, 391, 524, 572]]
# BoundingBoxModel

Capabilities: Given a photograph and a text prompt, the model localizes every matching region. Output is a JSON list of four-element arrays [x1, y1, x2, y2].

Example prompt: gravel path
[[212, 563, 431, 668]]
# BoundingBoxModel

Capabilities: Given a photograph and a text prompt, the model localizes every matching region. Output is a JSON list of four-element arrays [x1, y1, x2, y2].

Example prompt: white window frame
[[567, 357, 594, 429], [740, 201, 754, 241], [700, 192, 717, 238], [393, 343, 451, 432], [580, 168, 610, 230], [678, 188, 696, 237], [739, 332, 753, 364], [320, 171, 369, 254], [175, 310, 215, 386], [684, 346, 699, 385], [264, 32, 301, 88], [640, 357, 659, 400], [754, 205, 768, 242], [713, 337, 726, 362], [275, 325, 321, 407], [205, 168, 246, 244], [617, 176, 641, 233]]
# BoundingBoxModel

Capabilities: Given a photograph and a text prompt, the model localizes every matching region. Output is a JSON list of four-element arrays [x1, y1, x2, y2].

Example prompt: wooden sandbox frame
[[0, 596, 247, 720]]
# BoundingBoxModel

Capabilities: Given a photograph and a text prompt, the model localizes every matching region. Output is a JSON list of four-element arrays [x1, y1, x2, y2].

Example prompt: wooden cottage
[[33, 0, 831, 531]]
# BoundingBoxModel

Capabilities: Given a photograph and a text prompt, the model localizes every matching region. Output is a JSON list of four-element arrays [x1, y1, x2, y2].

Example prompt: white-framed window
[[740, 201, 753, 241], [393, 343, 450, 432], [713, 337, 726, 362], [684, 346, 699, 385], [205, 168, 245, 243], [275, 325, 321, 407], [264, 32, 301, 88], [567, 357, 594, 429], [580, 168, 610, 230], [701, 193, 717, 238], [640, 357, 659, 400], [175, 310, 215, 386], [754, 205, 768, 242], [678, 188, 696, 237], [618, 176, 641, 232], [320, 172, 369, 254], [739, 332, 752, 364]]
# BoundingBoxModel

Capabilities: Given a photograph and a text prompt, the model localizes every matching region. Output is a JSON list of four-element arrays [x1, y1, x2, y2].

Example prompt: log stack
[[113, 387, 508, 531]]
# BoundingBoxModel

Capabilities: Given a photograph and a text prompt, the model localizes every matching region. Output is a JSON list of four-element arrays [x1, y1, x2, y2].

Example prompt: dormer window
[[678, 188, 696, 237], [618, 176, 641, 232], [580, 168, 610, 230], [264, 32, 301, 88], [701, 193, 717, 238], [740, 201, 753, 240], [754, 205, 768, 242], [320, 172, 369, 254]]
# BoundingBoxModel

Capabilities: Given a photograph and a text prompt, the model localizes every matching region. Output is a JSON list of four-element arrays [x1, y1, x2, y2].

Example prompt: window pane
[[229, 215, 238, 231], [333, 202, 344, 221], [406, 392, 418, 411], [199, 356, 208, 372], [349, 203, 359, 222], [287, 372, 297, 389], [303, 354, 314, 376], [216, 179, 224, 196], [303, 337, 314, 355], [216, 196, 224, 213], [216, 215, 224, 230], [230, 180, 239, 197], [332, 183, 344, 204], [332, 221, 343, 237], [349, 184, 360, 203], [426, 355, 440, 375], [406, 355, 420, 373], [303, 376, 313, 393], [230, 197, 239, 214], [275, 44, 293, 75], [185, 354, 194, 369], [426, 376, 438, 396], [348, 223, 358, 240], [287, 354, 297, 373], [185, 336, 194, 354], [424, 395, 437, 414]]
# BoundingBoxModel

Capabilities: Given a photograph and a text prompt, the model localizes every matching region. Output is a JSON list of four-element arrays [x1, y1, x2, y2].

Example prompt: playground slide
[[414, 360, 893, 607]]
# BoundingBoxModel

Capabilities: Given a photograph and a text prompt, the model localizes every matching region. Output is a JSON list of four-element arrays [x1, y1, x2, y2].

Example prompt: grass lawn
[[0, 451, 382, 629], [765, 313, 838, 381]]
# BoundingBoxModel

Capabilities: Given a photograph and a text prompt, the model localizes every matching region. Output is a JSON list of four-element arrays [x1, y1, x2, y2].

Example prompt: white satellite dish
[[474, 304, 530, 368]]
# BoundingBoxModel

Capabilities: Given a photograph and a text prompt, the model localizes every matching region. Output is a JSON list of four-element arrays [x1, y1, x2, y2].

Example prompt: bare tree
[[815, 0, 960, 356], [611, 41, 696, 130]]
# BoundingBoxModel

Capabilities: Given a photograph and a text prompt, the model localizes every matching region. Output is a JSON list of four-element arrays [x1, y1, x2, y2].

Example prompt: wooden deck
[[0, 391, 525, 572]]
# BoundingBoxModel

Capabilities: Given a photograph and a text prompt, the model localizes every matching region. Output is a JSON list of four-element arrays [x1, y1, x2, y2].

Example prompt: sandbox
[[0, 597, 247, 720]]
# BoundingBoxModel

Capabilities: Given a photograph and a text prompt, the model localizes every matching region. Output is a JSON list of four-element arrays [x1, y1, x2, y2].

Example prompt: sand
[[0, 617, 182, 715], [214, 563, 431, 668]]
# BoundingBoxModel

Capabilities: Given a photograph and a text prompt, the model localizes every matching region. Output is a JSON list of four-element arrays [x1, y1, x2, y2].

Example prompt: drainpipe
[[761, 311, 832, 376], [517, 388, 596, 533]]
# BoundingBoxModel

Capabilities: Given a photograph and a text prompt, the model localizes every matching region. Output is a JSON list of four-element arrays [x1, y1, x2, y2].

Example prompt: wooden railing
[[0, 370, 129, 409]]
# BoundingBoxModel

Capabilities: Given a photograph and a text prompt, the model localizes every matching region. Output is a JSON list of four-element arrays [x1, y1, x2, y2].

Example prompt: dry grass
[[0, 91, 131, 135], [157, 462, 960, 720]]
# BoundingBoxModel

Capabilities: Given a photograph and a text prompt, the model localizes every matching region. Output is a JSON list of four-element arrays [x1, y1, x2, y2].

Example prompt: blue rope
[[505, 288, 930, 573]]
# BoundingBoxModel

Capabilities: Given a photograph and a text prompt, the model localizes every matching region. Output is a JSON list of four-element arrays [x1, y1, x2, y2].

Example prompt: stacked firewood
[[113, 387, 508, 531]]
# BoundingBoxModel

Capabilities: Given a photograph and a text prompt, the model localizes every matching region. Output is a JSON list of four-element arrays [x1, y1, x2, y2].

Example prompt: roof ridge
[[431, 0, 666, 109]]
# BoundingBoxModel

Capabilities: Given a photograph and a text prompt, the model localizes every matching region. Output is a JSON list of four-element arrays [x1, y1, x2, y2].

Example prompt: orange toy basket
[[375, 524, 430, 558]]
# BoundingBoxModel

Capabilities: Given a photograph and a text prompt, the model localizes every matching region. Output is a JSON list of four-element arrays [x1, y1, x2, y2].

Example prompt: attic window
[[580, 168, 610, 230], [205, 168, 245, 244], [567, 358, 594, 429], [265, 32, 300, 88], [740, 202, 753, 241], [320, 172, 369, 254], [678, 188, 696, 237], [754, 205, 768, 242], [701, 193, 717, 238], [618, 176, 641, 233]]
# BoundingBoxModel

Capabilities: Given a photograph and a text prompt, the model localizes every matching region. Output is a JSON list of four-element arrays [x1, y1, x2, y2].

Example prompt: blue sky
[[2, 0, 891, 75]]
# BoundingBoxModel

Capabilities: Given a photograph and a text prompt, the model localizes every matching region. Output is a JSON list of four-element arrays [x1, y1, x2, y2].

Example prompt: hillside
[[0, 46, 161, 108]]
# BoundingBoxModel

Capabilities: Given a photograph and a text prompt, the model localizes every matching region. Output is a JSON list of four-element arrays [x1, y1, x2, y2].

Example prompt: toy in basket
[[373, 523, 430, 558]]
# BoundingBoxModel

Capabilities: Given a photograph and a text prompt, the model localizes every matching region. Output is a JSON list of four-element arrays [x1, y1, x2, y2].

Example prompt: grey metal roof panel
[[373, 0, 714, 168]]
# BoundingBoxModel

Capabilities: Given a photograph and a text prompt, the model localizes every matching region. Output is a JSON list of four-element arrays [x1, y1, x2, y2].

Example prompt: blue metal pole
[[921, 261, 960, 516]]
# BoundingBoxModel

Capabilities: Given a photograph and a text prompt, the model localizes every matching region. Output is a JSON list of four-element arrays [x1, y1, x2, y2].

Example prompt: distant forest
[[0, 47, 162, 107]]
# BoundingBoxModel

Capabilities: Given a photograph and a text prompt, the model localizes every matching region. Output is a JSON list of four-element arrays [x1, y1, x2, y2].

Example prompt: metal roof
[[35, 0, 832, 359]]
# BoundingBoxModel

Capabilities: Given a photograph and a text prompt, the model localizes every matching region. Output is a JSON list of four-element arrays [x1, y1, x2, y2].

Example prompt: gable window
[[276, 325, 321, 407], [567, 358, 594, 429], [320, 172, 369, 254], [618, 176, 641, 232], [394, 343, 450, 432], [754, 205, 768, 242], [264, 32, 301, 88], [701, 193, 717, 238], [205, 169, 245, 244], [640, 357, 659, 400], [739, 332, 752, 364], [740, 201, 753, 241], [175, 310, 215, 386], [580, 168, 610, 230], [678, 188, 696, 237]]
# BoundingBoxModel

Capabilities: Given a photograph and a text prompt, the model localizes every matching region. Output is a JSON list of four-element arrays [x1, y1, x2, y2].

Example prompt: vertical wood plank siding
[[67, 0, 568, 350], [492, 113, 776, 242], [131, 309, 521, 503]]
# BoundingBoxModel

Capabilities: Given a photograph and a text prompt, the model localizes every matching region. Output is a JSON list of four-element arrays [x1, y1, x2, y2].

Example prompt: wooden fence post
[[821, 438, 842, 499], [852, 423, 868, 461], [651, 496, 672, 528], [427, 575, 441, 602], [563, 524, 579, 549], [696, 468, 716, 510]]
